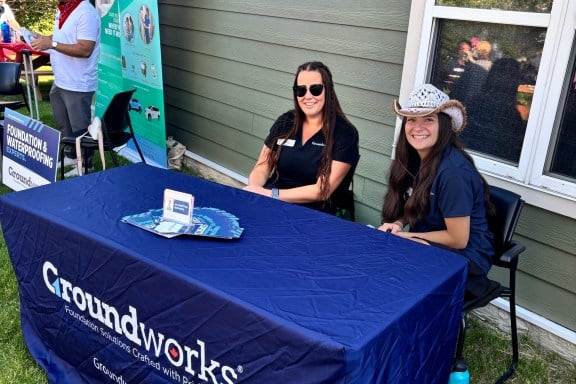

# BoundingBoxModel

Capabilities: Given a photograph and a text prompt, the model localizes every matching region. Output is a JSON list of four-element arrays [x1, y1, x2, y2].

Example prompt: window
[[547, 46, 576, 181], [429, 19, 545, 165], [402, 0, 576, 217]]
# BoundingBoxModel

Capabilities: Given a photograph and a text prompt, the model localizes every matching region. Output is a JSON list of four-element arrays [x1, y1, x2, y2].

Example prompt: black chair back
[[0, 62, 22, 94], [0, 63, 29, 133], [59, 87, 145, 179], [487, 185, 524, 256], [102, 88, 136, 134]]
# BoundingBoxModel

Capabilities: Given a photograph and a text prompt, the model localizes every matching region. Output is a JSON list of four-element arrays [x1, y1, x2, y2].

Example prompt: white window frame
[[397, 1, 576, 219]]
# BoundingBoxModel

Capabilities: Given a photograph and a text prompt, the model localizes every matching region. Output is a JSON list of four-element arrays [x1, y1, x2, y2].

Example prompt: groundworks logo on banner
[[43, 261, 241, 384]]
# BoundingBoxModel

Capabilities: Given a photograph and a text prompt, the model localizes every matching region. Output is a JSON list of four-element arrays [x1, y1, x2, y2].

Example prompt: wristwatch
[[52, 41, 58, 49]]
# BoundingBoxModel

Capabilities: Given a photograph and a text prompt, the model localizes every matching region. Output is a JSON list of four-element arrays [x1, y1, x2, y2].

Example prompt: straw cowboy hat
[[393, 84, 467, 134]]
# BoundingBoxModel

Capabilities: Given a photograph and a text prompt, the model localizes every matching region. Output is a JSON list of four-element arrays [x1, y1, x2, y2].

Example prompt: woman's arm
[[243, 156, 352, 202], [246, 145, 272, 187], [243, 145, 274, 196], [395, 216, 470, 249], [276, 160, 351, 203]]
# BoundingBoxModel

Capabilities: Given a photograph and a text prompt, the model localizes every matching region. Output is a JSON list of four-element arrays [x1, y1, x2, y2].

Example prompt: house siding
[[158, 0, 576, 332]]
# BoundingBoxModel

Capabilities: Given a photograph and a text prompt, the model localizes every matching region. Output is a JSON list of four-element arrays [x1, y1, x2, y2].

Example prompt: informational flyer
[[2, 108, 60, 191], [121, 207, 244, 239]]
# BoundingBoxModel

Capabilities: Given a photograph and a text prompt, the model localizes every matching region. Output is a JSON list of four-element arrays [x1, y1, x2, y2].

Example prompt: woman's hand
[[378, 221, 404, 234], [387, 216, 470, 248], [377, 222, 430, 245]]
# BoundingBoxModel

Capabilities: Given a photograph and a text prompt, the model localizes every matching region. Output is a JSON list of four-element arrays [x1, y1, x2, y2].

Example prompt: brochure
[[121, 207, 244, 239], [19, 27, 35, 45]]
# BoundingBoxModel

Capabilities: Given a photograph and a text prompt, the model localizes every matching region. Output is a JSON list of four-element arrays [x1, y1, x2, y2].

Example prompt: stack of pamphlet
[[121, 207, 244, 239]]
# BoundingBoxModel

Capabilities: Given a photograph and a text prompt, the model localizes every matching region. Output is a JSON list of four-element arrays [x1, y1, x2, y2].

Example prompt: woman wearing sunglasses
[[243, 61, 359, 217]]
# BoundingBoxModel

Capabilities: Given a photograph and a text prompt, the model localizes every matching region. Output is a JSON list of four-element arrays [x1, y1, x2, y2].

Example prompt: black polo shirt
[[263, 110, 359, 213]]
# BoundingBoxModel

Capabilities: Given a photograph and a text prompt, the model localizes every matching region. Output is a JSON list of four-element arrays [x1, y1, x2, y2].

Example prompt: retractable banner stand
[[96, 0, 167, 168], [1, 108, 60, 191]]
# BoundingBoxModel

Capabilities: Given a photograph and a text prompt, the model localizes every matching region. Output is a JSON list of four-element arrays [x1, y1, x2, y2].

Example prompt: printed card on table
[[162, 188, 194, 225]]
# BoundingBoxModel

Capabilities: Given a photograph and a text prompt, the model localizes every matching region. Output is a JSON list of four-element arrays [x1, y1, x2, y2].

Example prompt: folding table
[[0, 164, 467, 383]]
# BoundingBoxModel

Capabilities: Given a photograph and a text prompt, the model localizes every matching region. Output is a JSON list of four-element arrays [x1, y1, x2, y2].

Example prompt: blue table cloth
[[0, 163, 466, 384]]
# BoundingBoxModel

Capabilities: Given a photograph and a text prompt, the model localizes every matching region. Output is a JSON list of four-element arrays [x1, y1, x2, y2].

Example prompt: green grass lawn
[[0, 80, 575, 383]]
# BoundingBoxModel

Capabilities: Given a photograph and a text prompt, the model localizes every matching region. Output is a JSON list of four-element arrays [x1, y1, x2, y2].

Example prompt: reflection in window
[[429, 20, 545, 164], [547, 44, 576, 180], [435, 0, 552, 13]]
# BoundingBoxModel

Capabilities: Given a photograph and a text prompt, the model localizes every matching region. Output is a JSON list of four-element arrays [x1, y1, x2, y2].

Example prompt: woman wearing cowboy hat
[[378, 83, 495, 300]]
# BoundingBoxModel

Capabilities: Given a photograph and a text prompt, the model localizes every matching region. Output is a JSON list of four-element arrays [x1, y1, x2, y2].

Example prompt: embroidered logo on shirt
[[311, 141, 325, 147]]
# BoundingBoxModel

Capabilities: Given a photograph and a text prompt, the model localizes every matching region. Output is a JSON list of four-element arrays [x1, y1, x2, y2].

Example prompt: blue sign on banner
[[2, 108, 61, 191]]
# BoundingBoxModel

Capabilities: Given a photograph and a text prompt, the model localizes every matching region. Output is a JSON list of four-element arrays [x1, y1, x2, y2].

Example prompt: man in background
[[30, 0, 100, 169]]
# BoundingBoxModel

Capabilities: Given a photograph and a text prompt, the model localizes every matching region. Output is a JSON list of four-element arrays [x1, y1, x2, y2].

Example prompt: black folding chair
[[59, 88, 146, 179], [0, 61, 29, 117], [453, 185, 526, 383]]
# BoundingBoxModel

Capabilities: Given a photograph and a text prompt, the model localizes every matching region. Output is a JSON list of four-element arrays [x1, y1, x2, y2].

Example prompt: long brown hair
[[267, 61, 355, 199], [381, 113, 493, 226]]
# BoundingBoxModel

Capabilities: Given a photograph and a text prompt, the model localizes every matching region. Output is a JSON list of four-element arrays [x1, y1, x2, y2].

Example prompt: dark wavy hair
[[381, 113, 493, 226], [267, 61, 356, 199]]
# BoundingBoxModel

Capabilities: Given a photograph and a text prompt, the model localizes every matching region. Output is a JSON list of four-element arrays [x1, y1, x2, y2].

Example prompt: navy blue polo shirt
[[412, 146, 495, 273]]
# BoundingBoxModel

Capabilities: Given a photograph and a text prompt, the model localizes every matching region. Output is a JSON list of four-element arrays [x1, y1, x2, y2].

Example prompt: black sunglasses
[[293, 84, 324, 97]]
